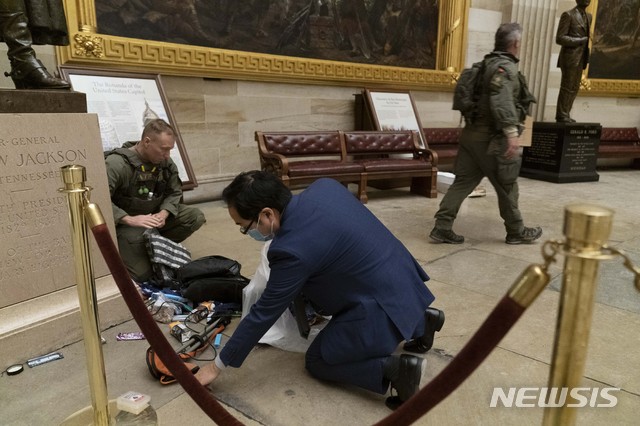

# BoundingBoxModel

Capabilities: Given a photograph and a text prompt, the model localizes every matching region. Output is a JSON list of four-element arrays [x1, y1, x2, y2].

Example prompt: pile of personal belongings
[[139, 231, 247, 322]]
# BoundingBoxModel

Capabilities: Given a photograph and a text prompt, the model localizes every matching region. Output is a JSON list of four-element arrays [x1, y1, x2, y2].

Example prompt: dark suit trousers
[[304, 305, 406, 394]]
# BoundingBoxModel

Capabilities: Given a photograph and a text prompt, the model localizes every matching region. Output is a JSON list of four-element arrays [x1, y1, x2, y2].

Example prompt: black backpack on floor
[[176, 255, 249, 304]]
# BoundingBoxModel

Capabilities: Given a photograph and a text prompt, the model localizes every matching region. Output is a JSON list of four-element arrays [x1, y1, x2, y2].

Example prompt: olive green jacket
[[105, 142, 183, 224], [473, 51, 535, 134]]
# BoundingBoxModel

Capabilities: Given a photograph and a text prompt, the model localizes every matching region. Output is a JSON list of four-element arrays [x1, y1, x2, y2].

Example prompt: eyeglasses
[[239, 219, 255, 235]]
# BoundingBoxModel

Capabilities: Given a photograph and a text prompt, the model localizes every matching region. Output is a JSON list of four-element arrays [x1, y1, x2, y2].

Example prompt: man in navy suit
[[196, 171, 444, 407], [555, 0, 592, 123]]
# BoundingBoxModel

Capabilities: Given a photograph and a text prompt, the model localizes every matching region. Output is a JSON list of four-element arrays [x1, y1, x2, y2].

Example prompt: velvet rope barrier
[[376, 264, 550, 426], [89, 219, 243, 425]]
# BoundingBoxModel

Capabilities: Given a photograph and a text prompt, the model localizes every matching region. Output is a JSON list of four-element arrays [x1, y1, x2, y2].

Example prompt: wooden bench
[[256, 130, 438, 203], [423, 127, 462, 169], [598, 127, 640, 168], [343, 131, 437, 202]]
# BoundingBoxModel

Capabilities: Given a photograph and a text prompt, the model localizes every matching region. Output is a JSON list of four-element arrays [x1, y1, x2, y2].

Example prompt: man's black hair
[[222, 170, 292, 220]]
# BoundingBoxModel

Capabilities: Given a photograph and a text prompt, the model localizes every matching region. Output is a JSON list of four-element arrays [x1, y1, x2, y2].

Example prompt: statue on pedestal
[[555, 0, 591, 123], [0, 0, 70, 89]]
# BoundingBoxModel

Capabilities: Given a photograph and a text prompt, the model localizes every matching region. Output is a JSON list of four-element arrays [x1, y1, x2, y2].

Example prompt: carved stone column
[[507, 0, 559, 121]]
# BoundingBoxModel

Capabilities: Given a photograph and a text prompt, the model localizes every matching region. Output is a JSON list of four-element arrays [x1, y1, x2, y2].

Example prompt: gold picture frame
[[583, 0, 640, 97], [57, 0, 469, 91]]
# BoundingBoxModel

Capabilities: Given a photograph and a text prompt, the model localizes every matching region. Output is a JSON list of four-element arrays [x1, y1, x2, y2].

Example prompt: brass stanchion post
[[59, 165, 111, 426], [542, 204, 614, 426]]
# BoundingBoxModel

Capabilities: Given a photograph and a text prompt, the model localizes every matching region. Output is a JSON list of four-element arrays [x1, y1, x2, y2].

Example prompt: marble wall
[[0, 0, 638, 202]]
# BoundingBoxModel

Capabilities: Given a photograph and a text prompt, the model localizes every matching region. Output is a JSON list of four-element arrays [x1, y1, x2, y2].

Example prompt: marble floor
[[2, 169, 639, 425]]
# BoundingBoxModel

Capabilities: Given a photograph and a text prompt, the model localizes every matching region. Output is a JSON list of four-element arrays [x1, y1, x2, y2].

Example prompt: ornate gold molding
[[58, 0, 468, 90], [586, 79, 640, 97], [73, 34, 103, 58]]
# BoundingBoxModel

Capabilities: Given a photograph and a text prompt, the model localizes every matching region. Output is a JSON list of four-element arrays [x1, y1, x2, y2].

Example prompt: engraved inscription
[[564, 128, 599, 172], [0, 237, 71, 282], [0, 134, 78, 293], [525, 132, 559, 167], [522, 124, 601, 182], [1, 114, 116, 310]]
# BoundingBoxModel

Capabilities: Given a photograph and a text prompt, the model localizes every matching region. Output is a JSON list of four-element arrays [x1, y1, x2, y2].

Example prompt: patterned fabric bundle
[[144, 229, 191, 286], [144, 228, 191, 268]]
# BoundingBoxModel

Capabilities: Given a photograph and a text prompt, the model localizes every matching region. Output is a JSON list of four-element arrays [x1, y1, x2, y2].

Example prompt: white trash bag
[[242, 241, 325, 353]]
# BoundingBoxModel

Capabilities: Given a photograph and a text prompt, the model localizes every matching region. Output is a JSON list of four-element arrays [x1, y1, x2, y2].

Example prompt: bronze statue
[[0, 0, 70, 89], [555, 0, 592, 123]]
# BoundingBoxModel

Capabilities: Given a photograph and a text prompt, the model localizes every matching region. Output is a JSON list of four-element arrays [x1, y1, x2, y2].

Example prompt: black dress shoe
[[384, 354, 425, 409], [403, 307, 445, 354]]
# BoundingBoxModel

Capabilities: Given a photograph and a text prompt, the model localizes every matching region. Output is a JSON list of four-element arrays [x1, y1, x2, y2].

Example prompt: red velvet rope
[[90, 223, 242, 425], [375, 296, 525, 426]]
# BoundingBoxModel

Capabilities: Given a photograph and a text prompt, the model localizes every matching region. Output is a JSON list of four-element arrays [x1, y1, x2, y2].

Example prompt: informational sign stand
[[358, 89, 428, 148], [354, 89, 429, 189]]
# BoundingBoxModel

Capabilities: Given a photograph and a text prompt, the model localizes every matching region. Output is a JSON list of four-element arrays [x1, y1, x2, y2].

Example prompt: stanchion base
[[61, 400, 157, 425]]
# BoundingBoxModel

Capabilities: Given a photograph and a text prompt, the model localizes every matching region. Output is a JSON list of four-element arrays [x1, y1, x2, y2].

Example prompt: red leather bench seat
[[288, 160, 363, 177]]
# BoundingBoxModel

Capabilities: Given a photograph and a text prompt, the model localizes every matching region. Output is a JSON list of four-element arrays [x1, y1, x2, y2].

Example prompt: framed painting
[[57, 0, 470, 90], [59, 67, 198, 190], [584, 0, 640, 96], [362, 89, 427, 148]]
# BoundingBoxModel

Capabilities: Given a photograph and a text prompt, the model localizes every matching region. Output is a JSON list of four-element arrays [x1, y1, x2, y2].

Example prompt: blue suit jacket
[[220, 179, 434, 367]]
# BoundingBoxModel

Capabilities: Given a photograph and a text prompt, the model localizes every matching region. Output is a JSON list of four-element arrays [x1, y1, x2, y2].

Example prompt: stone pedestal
[[520, 122, 601, 183], [0, 91, 129, 366], [0, 88, 86, 113]]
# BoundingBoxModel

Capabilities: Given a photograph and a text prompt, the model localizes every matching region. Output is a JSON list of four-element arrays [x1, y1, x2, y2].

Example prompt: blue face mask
[[247, 216, 274, 242], [247, 227, 273, 242]]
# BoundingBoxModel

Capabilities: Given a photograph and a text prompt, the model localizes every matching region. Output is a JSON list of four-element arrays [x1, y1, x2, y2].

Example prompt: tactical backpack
[[452, 60, 486, 124]]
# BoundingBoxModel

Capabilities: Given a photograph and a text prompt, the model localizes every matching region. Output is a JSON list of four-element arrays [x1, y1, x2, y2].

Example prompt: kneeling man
[[197, 171, 444, 407]]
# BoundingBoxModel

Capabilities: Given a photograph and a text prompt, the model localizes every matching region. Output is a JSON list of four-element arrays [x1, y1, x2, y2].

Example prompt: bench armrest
[[260, 152, 290, 176], [256, 131, 290, 176], [416, 146, 438, 166]]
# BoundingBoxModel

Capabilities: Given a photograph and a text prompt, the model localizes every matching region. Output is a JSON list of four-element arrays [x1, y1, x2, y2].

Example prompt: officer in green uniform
[[106, 119, 205, 282], [430, 22, 542, 245]]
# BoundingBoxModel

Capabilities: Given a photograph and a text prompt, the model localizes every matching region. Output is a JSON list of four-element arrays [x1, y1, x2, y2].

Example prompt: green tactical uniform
[[106, 142, 205, 282], [434, 51, 536, 236]]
